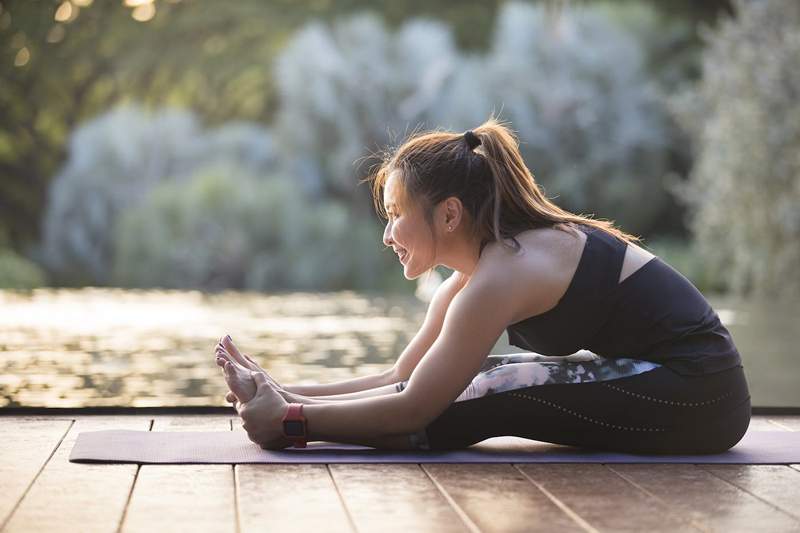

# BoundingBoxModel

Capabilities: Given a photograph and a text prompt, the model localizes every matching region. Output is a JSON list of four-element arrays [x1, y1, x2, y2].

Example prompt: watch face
[[284, 420, 305, 437]]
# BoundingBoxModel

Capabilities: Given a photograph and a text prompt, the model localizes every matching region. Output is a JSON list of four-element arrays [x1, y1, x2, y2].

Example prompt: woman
[[215, 117, 750, 453]]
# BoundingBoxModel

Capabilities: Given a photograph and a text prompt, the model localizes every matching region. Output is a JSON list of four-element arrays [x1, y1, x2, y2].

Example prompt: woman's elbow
[[392, 392, 438, 435]]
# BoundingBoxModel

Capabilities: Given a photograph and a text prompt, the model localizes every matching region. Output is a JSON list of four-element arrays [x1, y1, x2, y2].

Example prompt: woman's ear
[[442, 196, 463, 231]]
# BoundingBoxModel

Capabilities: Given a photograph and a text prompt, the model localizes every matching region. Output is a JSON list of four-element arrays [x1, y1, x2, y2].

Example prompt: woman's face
[[382, 171, 436, 280]]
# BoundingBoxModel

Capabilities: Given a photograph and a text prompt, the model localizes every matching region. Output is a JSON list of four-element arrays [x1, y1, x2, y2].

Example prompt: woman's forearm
[[284, 380, 406, 404], [303, 392, 420, 445], [282, 367, 397, 397]]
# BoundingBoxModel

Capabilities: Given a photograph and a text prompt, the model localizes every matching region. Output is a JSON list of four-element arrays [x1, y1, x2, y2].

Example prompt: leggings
[[402, 353, 751, 454]]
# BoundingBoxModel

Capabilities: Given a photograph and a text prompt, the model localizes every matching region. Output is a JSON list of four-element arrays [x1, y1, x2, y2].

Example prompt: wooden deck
[[1, 414, 799, 533]]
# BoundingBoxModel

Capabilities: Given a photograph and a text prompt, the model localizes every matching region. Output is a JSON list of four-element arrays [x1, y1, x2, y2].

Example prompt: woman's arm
[[280, 271, 466, 397], [283, 380, 407, 405], [300, 274, 518, 445], [282, 370, 397, 397]]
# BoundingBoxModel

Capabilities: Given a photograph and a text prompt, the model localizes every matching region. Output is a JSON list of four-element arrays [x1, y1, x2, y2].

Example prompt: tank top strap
[[573, 224, 628, 297]]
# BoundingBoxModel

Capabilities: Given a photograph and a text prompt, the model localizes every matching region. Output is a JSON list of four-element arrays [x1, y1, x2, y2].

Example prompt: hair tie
[[463, 130, 481, 150]]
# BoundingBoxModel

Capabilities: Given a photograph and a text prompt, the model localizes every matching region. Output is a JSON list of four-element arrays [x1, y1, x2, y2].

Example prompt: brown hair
[[366, 116, 640, 259]]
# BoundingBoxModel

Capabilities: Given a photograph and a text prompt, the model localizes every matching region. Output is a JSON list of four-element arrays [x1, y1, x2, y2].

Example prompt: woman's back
[[503, 224, 742, 376]]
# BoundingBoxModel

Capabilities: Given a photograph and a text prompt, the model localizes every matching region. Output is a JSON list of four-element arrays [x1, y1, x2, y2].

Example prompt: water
[[0, 288, 425, 407], [1, 289, 797, 407]]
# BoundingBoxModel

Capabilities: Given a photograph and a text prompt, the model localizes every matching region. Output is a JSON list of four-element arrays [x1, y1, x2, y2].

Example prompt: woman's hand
[[237, 372, 293, 450], [215, 335, 284, 401]]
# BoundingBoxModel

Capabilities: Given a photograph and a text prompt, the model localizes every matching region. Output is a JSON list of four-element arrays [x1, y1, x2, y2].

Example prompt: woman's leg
[[409, 356, 751, 455]]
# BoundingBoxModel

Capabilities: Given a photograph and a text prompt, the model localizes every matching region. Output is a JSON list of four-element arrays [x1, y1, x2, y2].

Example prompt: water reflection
[[0, 288, 425, 407], [0, 289, 797, 407]]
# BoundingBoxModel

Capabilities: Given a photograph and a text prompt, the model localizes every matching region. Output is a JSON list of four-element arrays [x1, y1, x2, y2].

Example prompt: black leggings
[[418, 361, 751, 455]]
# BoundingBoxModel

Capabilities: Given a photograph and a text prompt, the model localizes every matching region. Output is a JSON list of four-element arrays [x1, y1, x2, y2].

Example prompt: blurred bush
[[0, 226, 45, 289], [113, 167, 397, 291], [35, 3, 708, 291], [276, 3, 680, 236], [37, 104, 404, 291], [36, 105, 278, 286], [0, 247, 47, 290], [670, 0, 800, 297]]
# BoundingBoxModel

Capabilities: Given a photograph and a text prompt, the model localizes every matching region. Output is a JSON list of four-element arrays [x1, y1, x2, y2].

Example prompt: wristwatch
[[281, 403, 308, 448]]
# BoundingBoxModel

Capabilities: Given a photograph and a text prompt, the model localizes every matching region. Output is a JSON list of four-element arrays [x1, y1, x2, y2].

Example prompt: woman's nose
[[383, 223, 393, 246]]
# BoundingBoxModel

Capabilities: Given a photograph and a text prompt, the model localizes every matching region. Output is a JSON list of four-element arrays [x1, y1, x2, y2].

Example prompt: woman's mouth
[[398, 249, 408, 263]]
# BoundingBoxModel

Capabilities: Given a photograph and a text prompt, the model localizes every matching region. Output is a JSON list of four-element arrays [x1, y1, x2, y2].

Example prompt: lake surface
[[0, 288, 797, 407]]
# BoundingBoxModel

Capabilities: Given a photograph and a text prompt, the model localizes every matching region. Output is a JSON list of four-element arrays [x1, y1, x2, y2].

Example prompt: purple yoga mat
[[69, 429, 800, 464]]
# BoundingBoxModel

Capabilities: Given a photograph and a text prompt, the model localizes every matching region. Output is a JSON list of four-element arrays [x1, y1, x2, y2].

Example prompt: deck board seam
[[325, 464, 359, 533], [767, 419, 796, 432], [230, 419, 241, 533], [512, 464, 599, 533], [700, 465, 800, 522], [604, 464, 711, 533], [0, 418, 75, 532], [419, 464, 483, 533], [115, 419, 153, 533]]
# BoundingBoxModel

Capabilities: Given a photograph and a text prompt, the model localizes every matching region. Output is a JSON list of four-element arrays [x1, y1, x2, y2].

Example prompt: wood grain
[[120, 416, 236, 533], [0, 417, 72, 529], [236, 464, 353, 533], [329, 464, 469, 533], [702, 465, 800, 520], [610, 464, 800, 532], [517, 464, 701, 532], [423, 463, 581, 532], [2, 416, 150, 533]]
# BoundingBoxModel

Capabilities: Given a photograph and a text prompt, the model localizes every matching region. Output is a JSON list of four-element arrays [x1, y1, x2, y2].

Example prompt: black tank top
[[506, 224, 742, 376]]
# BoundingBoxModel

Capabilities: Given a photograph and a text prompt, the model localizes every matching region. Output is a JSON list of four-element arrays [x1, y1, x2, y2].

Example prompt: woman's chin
[[402, 261, 417, 280], [402, 261, 428, 280]]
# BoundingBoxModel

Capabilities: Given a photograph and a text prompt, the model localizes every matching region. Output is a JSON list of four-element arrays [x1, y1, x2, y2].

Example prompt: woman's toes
[[222, 336, 252, 369], [223, 361, 257, 403]]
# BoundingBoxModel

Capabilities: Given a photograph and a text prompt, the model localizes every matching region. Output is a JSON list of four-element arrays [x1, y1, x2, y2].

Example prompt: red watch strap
[[282, 403, 307, 448]]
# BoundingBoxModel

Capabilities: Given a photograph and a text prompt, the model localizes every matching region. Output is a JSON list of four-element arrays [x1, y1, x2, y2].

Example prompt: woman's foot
[[217, 335, 257, 371], [222, 360, 257, 403]]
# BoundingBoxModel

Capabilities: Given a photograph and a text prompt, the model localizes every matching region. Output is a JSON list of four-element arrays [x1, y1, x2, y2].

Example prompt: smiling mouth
[[398, 250, 408, 263]]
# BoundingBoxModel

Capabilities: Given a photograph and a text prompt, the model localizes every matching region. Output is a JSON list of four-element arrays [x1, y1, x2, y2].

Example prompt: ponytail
[[367, 115, 640, 258]]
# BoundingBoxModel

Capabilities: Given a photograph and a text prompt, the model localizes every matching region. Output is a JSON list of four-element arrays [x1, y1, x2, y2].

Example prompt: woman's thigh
[[412, 358, 751, 455]]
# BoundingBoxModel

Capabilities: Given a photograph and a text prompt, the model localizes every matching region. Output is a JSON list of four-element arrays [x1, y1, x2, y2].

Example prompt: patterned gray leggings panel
[[396, 351, 660, 402]]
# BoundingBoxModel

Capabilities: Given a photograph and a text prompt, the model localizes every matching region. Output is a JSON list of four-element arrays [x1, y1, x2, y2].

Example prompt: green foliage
[[0, 0, 506, 253], [113, 167, 398, 291], [37, 105, 277, 286], [671, 0, 800, 297], [0, 247, 47, 289]]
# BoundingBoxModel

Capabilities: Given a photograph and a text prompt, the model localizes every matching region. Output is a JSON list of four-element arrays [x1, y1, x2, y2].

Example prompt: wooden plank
[[422, 463, 583, 532], [3, 416, 150, 533], [232, 414, 346, 532], [702, 465, 800, 520], [767, 417, 800, 431], [749, 416, 785, 431], [237, 465, 353, 533], [329, 464, 469, 533], [121, 416, 236, 533], [0, 417, 72, 529], [516, 464, 700, 532], [610, 464, 800, 532]]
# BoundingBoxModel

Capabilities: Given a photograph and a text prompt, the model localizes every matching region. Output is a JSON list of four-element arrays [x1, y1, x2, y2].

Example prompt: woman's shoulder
[[467, 225, 587, 321]]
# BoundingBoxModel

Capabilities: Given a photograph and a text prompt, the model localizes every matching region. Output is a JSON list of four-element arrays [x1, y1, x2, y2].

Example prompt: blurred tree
[[671, 0, 800, 297], [277, 4, 680, 236], [0, 0, 505, 255], [36, 105, 278, 285], [0, 0, 735, 259]]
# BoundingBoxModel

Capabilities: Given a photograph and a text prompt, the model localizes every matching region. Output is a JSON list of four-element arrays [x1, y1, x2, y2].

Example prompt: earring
[[448, 226, 453, 231]]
